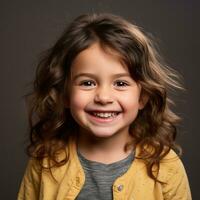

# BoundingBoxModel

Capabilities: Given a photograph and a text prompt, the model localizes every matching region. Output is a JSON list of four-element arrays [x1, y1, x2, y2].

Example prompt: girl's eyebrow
[[72, 72, 131, 81]]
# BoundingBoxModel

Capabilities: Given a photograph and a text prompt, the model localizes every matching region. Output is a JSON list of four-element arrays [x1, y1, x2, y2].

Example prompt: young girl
[[18, 13, 192, 200]]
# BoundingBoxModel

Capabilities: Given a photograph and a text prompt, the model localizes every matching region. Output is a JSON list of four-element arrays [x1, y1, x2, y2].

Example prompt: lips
[[90, 111, 119, 118], [86, 110, 122, 120]]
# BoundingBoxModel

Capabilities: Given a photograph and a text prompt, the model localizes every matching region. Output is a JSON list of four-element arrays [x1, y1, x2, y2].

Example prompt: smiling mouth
[[87, 111, 121, 119]]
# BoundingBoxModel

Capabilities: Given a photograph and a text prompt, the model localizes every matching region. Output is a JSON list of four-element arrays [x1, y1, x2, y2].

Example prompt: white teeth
[[93, 112, 118, 118]]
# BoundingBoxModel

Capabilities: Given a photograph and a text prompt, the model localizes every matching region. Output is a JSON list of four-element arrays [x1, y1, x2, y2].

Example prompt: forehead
[[70, 43, 129, 76]]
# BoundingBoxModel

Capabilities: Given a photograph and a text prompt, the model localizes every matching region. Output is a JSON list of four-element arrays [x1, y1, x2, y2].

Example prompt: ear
[[139, 93, 149, 110]]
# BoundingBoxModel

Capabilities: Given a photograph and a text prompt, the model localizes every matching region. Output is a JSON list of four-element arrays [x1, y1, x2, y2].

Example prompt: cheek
[[69, 90, 91, 111], [119, 91, 141, 110]]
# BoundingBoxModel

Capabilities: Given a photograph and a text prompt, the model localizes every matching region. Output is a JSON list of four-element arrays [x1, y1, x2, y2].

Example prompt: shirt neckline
[[77, 148, 135, 171]]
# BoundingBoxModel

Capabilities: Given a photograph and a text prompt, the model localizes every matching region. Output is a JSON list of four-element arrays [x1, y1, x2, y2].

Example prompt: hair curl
[[25, 13, 183, 183]]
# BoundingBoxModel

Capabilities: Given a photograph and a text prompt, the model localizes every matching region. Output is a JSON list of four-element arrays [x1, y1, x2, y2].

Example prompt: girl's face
[[68, 43, 144, 139]]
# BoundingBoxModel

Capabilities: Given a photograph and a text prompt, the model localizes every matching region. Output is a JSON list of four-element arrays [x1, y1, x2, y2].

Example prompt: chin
[[87, 129, 119, 139]]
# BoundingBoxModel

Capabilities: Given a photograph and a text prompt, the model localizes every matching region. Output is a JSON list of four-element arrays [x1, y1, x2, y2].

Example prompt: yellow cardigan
[[18, 138, 192, 200]]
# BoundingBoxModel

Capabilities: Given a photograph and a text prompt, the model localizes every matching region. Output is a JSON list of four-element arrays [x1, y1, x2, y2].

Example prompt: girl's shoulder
[[160, 149, 183, 168], [135, 145, 187, 181], [158, 149, 188, 182]]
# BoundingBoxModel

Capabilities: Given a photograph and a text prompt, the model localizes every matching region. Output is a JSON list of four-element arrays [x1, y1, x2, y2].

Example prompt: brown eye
[[114, 80, 129, 87], [80, 80, 96, 87]]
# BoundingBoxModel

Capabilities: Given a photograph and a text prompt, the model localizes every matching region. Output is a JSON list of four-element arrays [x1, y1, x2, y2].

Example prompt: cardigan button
[[117, 184, 124, 191]]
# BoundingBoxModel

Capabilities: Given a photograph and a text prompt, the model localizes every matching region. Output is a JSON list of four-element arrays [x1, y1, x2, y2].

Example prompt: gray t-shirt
[[76, 150, 134, 200]]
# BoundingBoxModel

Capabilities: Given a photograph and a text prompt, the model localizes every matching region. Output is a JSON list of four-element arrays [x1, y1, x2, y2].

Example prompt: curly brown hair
[[25, 13, 183, 183]]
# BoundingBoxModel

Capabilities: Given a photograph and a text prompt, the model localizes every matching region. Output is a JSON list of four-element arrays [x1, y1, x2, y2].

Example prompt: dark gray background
[[1, 0, 199, 199]]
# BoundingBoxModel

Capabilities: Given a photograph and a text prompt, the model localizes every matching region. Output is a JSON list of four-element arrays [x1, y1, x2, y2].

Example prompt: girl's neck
[[77, 130, 134, 164]]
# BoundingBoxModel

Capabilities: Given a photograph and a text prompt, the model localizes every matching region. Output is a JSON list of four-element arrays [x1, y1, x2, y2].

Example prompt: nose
[[94, 86, 114, 105]]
